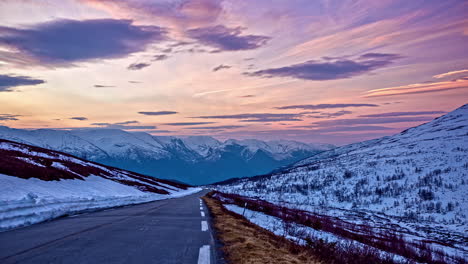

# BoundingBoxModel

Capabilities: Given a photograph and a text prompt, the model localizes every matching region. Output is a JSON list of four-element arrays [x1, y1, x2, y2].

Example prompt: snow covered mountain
[[0, 139, 198, 231], [0, 128, 330, 185], [217, 104, 468, 257]]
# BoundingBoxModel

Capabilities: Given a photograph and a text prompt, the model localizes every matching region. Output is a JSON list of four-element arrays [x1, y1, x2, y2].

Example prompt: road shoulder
[[202, 192, 320, 264]]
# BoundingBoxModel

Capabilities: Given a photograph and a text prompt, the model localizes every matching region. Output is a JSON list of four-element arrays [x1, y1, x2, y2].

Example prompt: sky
[[0, 0, 467, 145]]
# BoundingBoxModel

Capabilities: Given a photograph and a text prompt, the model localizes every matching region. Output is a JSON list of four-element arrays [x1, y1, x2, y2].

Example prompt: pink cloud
[[363, 78, 468, 97]]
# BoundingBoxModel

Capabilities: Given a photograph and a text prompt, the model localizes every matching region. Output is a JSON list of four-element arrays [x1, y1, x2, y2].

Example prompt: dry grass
[[203, 194, 321, 264]]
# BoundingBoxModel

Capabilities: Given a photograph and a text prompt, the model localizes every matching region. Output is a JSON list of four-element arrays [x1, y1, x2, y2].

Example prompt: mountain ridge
[[0, 126, 331, 185], [216, 104, 468, 254]]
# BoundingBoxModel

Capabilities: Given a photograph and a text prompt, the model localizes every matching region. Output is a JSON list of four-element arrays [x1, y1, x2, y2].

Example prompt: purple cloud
[[275, 103, 378, 110], [186, 125, 244, 130], [0, 19, 167, 66], [153, 54, 169, 61], [240, 118, 302, 123], [308, 110, 352, 119], [138, 111, 178, 116], [70, 117, 88, 121], [193, 113, 302, 122], [359, 111, 445, 118], [186, 25, 270, 51], [212, 64, 232, 72], [163, 122, 216, 126], [114, 120, 139, 125], [128, 62, 151, 70], [312, 116, 434, 126], [246, 53, 401, 80], [0, 114, 21, 121], [292, 125, 394, 132], [0, 74, 45, 92], [94, 84, 115, 88]]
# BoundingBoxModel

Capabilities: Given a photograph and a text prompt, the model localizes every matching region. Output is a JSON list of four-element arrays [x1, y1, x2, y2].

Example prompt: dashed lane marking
[[201, 221, 208, 231], [197, 245, 210, 264]]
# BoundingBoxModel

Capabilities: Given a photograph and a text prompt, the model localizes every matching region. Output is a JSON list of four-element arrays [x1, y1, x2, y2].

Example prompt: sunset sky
[[0, 0, 467, 145]]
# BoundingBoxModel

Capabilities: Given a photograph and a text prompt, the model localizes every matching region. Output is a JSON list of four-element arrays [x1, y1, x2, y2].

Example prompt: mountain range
[[0, 127, 332, 185]]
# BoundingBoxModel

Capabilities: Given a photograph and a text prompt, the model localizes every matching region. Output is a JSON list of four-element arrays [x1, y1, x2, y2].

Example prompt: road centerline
[[201, 221, 208, 231], [197, 245, 210, 264]]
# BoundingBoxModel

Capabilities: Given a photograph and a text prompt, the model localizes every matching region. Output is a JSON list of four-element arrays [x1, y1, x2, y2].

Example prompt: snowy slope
[[0, 127, 331, 184], [0, 139, 199, 231], [182, 136, 221, 157], [223, 139, 324, 160], [217, 104, 468, 255]]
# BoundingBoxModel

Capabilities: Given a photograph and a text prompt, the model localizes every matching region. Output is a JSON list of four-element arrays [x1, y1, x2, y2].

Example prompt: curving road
[[0, 190, 217, 264]]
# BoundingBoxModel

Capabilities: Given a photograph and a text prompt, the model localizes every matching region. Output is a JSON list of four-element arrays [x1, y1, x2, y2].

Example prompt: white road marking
[[201, 220, 208, 231], [197, 245, 210, 264], [201, 211, 205, 217], [200, 207, 203, 210]]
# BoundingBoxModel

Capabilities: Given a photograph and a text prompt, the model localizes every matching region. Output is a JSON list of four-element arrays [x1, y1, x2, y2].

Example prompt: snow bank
[[0, 173, 201, 231]]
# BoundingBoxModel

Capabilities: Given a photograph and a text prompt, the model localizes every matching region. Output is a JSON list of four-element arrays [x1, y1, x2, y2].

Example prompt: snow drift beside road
[[0, 139, 200, 231]]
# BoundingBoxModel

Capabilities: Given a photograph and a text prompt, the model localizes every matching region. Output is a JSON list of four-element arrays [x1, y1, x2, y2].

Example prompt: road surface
[[0, 190, 217, 264]]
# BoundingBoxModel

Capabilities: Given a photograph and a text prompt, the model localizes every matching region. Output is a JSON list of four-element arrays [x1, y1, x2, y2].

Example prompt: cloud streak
[[138, 111, 178, 116], [312, 116, 434, 126], [212, 64, 231, 72], [186, 25, 270, 51], [246, 53, 401, 80], [0, 114, 21, 121], [127, 62, 151, 70], [433, 69, 468, 79], [69, 117, 88, 121], [308, 110, 352, 119], [193, 113, 303, 122], [186, 125, 244, 130], [292, 125, 394, 132], [359, 111, 445, 118], [152, 54, 169, 61], [163, 122, 215, 126], [275, 103, 378, 110], [363, 78, 468, 97], [94, 84, 115, 88], [0, 74, 45, 92]]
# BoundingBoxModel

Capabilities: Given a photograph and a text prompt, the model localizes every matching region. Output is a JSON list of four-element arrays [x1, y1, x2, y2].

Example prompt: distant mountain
[[217, 104, 468, 251], [0, 128, 331, 185]]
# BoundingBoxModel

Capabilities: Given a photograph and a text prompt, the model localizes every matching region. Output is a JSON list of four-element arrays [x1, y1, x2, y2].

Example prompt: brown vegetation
[[209, 191, 467, 264], [202, 192, 321, 264]]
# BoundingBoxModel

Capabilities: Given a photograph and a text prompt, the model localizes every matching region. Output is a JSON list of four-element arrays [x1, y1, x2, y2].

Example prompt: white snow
[[0, 173, 201, 231], [217, 104, 468, 260], [182, 136, 221, 157], [0, 126, 329, 164]]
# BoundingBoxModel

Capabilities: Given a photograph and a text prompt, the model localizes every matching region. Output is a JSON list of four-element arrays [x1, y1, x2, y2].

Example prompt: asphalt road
[[0, 189, 217, 264]]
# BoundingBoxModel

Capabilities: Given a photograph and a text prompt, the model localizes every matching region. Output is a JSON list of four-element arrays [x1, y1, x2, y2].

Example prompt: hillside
[[217, 104, 468, 259], [0, 139, 198, 231], [0, 128, 331, 185]]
